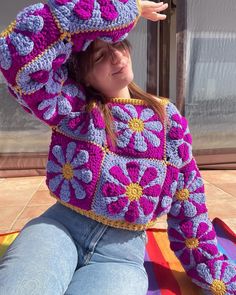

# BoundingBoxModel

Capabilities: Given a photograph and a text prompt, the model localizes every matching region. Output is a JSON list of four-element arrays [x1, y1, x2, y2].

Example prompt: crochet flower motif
[[66, 106, 105, 134], [38, 83, 80, 120], [102, 161, 161, 222], [0, 4, 44, 70], [169, 113, 192, 143], [170, 113, 192, 161], [47, 142, 92, 202], [169, 165, 207, 219], [17, 40, 71, 95], [168, 218, 218, 268], [189, 260, 236, 295], [55, 0, 128, 21], [111, 104, 163, 152]]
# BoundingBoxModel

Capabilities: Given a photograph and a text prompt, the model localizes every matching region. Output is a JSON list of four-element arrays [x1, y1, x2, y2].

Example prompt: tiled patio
[[0, 170, 236, 234]]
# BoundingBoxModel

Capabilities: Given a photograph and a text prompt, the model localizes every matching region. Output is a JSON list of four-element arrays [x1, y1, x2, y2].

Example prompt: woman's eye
[[94, 54, 103, 62]]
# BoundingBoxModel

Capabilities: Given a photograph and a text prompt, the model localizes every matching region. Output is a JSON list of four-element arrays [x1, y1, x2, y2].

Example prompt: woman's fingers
[[141, 1, 168, 22], [142, 1, 168, 11], [142, 12, 167, 22]]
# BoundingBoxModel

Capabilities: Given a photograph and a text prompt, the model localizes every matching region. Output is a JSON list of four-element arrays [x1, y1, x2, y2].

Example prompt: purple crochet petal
[[140, 167, 158, 187], [143, 184, 161, 197], [180, 249, 190, 265], [126, 161, 140, 183], [107, 197, 128, 215], [30, 70, 49, 83], [196, 222, 210, 238], [170, 241, 184, 252], [178, 143, 190, 162], [201, 231, 216, 241], [109, 166, 130, 185], [139, 197, 154, 216], [102, 182, 126, 197], [180, 220, 194, 239], [125, 201, 139, 222], [168, 228, 185, 241], [169, 127, 184, 140], [97, 0, 118, 21], [171, 113, 182, 124], [200, 243, 218, 257], [55, 0, 70, 4], [73, 0, 95, 20]]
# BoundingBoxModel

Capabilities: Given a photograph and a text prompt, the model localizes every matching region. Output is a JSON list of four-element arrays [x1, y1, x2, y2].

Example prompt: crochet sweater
[[0, 1, 235, 294]]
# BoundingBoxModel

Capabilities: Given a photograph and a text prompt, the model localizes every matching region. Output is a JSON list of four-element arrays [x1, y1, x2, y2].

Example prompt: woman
[[0, 1, 235, 294]]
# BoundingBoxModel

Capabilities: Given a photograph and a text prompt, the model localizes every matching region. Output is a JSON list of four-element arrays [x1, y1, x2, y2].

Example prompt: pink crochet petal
[[109, 166, 130, 185], [181, 117, 188, 132], [184, 133, 192, 144], [55, 0, 71, 4], [73, 0, 95, 20], [200, 243, 218, 257], [139, 197, 154, 216], [180, 249, 190, 265], [102, 182, 126, 197], [171, 113, 182, 124], [52, 55, 66, 70], [168, 228, 185, 241], [196, 222, 210, 238], [140, 167, 158, 187], [170, 241, 184, 252], [68, 115, 84, 130], [178, 143, 190, 162], [143, 184, 161, 197], [180, 220, 194, 238], [98, 0, 118, 21], [91, 107, 105, 129], [30, 70, 49, 83], [201, 230, 216, 241], [125, 201, 139, 222], [107, 197, 128, 215], [169, 127, 184, 140], [126, 161, 140, 183]]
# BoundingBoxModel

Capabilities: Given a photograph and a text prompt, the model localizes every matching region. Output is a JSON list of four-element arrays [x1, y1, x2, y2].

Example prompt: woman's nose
[[110, 49, 123, 64]]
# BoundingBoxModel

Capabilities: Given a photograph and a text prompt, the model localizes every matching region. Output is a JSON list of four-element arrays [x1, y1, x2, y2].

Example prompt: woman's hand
[[141, 1, 168, 21]]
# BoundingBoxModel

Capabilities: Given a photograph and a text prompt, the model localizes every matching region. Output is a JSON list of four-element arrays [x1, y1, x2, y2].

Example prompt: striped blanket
[[0, 218, 235, 294]]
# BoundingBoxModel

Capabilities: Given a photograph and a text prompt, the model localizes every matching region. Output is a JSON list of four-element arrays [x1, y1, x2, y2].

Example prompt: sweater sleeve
[[0, 0, 140, 126], [166, 102, 236, 295]]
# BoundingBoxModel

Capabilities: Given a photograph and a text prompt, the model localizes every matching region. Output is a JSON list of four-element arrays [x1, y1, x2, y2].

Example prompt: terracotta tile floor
[[0, 171, 236, 234]]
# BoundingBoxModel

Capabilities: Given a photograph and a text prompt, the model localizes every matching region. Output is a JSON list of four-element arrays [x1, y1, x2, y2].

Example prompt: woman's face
[[85, 40, 134, 98]]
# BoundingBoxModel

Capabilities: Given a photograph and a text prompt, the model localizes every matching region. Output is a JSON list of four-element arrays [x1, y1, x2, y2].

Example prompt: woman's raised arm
[[0, 0, 141, 126]]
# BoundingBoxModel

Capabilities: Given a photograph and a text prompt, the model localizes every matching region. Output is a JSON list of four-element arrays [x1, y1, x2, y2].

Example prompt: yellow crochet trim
[[50, 192, 159, 231], [0, 20, 16, 38], [109, 97, 147, 105]]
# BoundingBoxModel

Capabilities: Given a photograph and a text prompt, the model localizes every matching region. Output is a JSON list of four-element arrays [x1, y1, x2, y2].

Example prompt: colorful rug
[[0, 218, 235, 294]]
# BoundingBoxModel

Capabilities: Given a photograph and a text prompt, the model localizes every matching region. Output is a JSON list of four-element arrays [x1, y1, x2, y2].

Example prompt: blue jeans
[[0, 202, 148, 295]]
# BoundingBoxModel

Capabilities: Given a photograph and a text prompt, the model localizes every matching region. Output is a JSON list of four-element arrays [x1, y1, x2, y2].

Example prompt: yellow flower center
[[62, 163, 74, 180], [176, 188, 190, 201], [185, 238, 199, 249], [210, 280, 227, 295], [126, 183, 143, 201], [128, 118, 145, 132]]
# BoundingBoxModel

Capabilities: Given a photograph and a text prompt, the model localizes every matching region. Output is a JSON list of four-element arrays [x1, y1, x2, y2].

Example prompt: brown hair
[[67, 39, 166, 145]]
